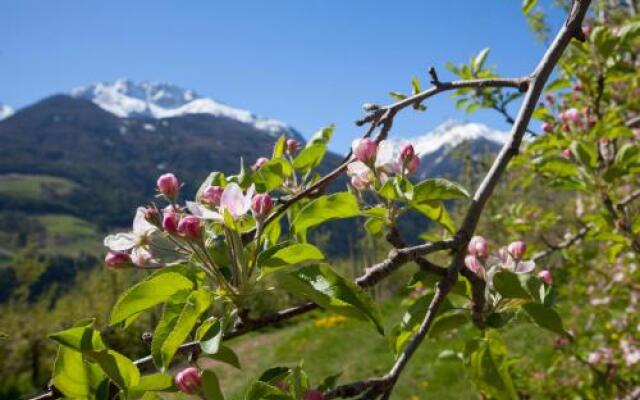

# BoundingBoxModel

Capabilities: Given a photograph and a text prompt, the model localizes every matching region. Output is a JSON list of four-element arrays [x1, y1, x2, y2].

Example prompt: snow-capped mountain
[[0, 103, 14, 121], [70, 80, 299, 138], [393, 121, 509, 177], [407, 120, 509, 156]]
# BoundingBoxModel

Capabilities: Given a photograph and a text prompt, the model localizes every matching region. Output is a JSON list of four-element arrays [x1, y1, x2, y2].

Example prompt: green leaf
[[50, 325, 140, 392], [413, 178, 470, 202], [49, 325, 106, 353], [308, 125, 334, 145], [544, 78, 571, 93], [411, 201, 456, 233], [52, 347, 106, 399], [258, 366, 291, 384], [205, 345, 241, 369], [378, 178, 398, 201], [131, 373, 175, 392], [159, 289, 213, 370], [202, 369, 225, 400], [110, 271, 194, 325], [272, 135, 286, 159], [90, 350, 140, 393], [411, 76, 421, 95], [257, 243, 325, 277], [473, 48, 490, 72], [254, 158, 293, 192], [318, 371, 343, 392], [196, 317, 223, 355], [429, 313, 469, 338], [493, 271, 531, 300], [389, 91, 407, 101], [522, 0, 538, 15], [522, 303, 567, 336], [615, 143, 640, 168], [245, 381, 292, 400], [467, 334, 518, 400], [280, 263, 384, 334], [151, 293, 188, 369], [570, 140, 597, 171], [293, 143, 327, 173], [292, 192, 360, 232], [485, 312, 516, 329]]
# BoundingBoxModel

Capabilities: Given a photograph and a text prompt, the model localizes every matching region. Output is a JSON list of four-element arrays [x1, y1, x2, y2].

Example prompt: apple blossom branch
[[32, 1, 593, 399]]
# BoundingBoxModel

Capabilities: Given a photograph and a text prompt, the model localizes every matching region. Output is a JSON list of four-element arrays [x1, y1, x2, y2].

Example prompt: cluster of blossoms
[[587, 340, 640, 369], [464, 236, 552, 285], [540, 85, 600, 159], [347, 138, 421, 191], [103, 171, 274, 270]]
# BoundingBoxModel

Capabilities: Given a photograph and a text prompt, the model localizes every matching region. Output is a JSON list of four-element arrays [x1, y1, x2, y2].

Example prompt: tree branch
[[328, 1, 592, 398]]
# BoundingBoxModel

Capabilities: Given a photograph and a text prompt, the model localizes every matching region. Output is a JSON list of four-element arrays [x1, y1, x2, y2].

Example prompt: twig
[[532, 224, 590, 261], [356, 77, 529, 127]]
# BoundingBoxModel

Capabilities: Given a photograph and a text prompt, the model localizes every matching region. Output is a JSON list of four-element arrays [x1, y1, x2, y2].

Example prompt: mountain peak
[[409, 120, 509, 155], [0, 103, 14, 121], [70, 79, 300, 138]]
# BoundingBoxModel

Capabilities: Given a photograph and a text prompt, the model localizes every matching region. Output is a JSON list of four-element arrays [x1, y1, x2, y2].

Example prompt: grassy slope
[[0, 174, 76, 200], [188, 301, 555, 400], [34, 214, 104, 256]]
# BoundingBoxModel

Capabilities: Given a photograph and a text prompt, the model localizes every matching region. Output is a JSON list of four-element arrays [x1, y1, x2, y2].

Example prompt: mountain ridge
[[70, 79, 304, 140]]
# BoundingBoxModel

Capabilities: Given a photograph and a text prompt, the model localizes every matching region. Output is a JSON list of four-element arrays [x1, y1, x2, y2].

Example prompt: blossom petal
[[347, 161, 371, 177], [104, 233, 137, 251], [515, 260, 536, 274], [375, 140, 402, 173], [221, 183, 250, 219], [186, 201, 222, 221], [133, 207, 157, 235]]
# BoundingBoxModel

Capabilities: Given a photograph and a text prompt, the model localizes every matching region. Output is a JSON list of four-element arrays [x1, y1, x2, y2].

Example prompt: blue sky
[[0, 1, 562, 151]]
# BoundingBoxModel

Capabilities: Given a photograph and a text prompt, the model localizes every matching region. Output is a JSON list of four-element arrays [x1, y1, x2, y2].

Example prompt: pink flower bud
[[573, 84, 583, 93], [405, 155, 421, 175], [561, 148, 573, 159], [303, 390, 325, 400], [252, 157, 269, 171], [353, 138, 378, 164], [105, 251, 131, 269], [177, 215, 202, 239], [582, 25, 591, 39], [175, 367, 202, 394], [251, 193, 273, 220], [468, 236, 489, 259], [464, 255, 484, 276], [286, 138, 300, 153], [554, 336, 568, 348], [400, 144, 416, 162], [560, 108, 580, 123], [541, 122, 554, 133], [538, 270, 553, 285], [162, 210, 180, 233], [507, 240, 527, 259], [201, 185, 224, 207], [157, 173, 180, 199]]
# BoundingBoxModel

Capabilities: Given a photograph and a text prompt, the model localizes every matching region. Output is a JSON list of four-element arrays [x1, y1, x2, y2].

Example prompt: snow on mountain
[[70, 80, 299, 138], [406, 120, 509, 156], [0, 103, 14, 121]]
